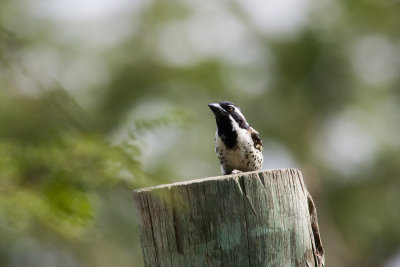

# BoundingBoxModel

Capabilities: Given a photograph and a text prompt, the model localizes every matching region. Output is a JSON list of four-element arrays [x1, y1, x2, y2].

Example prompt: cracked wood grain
[[133, 168, 325, 267]]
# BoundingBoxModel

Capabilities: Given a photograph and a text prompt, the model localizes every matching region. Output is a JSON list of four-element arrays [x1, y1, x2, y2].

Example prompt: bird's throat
[[216, 117, 237, 149]]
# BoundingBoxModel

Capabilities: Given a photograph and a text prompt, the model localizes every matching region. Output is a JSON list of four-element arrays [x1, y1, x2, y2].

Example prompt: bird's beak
[[208, 103, 226, 116]]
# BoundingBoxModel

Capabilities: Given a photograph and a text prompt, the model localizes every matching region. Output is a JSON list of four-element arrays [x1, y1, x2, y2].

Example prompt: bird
[[208, 101, 263, 175]]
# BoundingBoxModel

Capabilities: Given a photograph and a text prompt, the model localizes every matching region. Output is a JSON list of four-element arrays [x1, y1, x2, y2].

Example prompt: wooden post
[[133, 169, 325, 267]]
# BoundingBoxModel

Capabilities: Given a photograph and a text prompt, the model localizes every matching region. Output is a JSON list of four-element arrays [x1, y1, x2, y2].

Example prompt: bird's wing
[[249, 127, 263, 151]]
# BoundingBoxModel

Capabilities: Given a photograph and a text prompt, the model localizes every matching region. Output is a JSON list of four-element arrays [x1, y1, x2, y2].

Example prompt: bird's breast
[[215, 129, 263, 174]]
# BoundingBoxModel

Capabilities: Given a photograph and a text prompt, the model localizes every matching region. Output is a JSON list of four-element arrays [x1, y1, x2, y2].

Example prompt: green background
[[1, 0, 399, 266]]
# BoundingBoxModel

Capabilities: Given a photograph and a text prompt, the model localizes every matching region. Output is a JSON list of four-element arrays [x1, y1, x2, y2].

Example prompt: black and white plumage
[[208, 101, 263, 175]]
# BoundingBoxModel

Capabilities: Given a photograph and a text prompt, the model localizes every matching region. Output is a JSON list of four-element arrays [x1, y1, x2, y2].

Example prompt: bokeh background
[[1, 0, 400, 266]]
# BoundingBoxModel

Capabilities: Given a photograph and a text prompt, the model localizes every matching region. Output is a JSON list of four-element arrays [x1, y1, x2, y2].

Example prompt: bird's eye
[[228, 106, 234, 112]]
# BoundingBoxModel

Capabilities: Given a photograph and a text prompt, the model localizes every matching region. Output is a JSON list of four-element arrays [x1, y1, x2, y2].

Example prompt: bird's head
[[208, 101, 249, 130]]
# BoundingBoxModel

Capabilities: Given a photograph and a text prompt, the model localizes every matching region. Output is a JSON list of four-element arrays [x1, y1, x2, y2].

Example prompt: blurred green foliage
[[0, 0, 400, 266]]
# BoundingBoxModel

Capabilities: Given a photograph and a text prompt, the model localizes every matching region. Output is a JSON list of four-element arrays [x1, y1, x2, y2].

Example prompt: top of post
[[133, 168, 303, 194]]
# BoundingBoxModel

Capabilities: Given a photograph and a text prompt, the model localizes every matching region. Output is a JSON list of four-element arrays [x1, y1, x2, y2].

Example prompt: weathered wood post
[[133, 169, 324, 267]]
